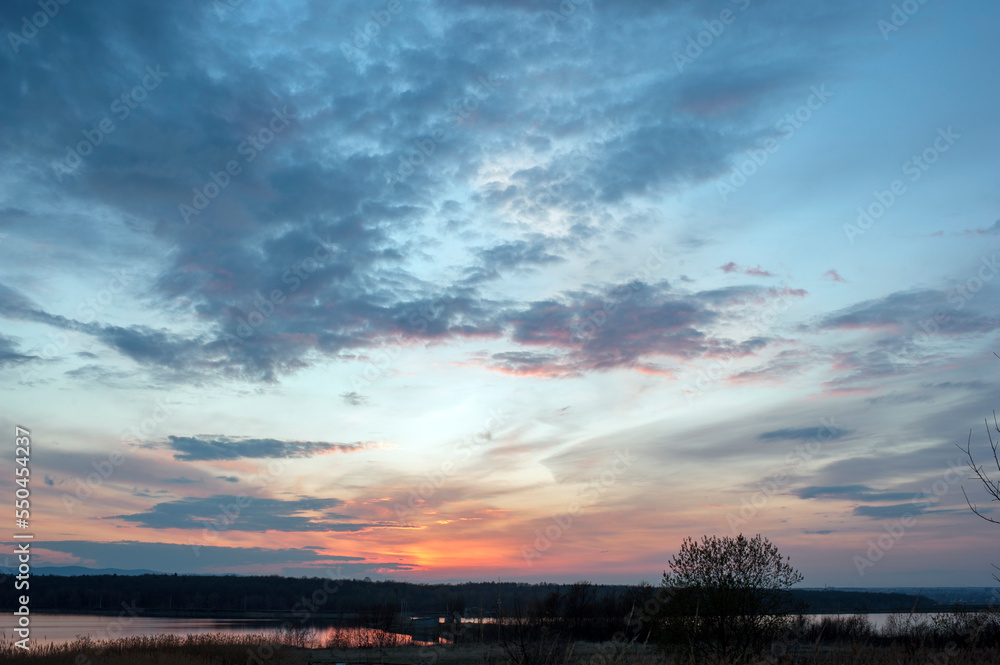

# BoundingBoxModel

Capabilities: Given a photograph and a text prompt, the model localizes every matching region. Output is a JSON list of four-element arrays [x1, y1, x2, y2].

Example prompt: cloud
[[36, 540, 364, 574], [852, 504, 926, 519], [340, 392, 368, 406], [0, 333, 36, 368], [0, 0, 855, 389], [758, 427, 849, 442], [794, 485, 913, 502], [814, 289, 999, 335], [485, 280, 723, 375], [939, 219, 1000, 236], [822, 269, 847, 283], [163, 436, 372, 461], [463, 238, 565, 284], [720, 262, 776, 278], [109, 495, 389, 533]]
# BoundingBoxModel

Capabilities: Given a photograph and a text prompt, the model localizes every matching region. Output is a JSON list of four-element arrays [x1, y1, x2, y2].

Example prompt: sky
[[1, 0, 999, 588]]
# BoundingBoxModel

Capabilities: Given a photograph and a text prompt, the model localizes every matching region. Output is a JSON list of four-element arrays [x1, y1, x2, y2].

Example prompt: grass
[[6, 638, 999, 665], [0, 633, 298, 665]]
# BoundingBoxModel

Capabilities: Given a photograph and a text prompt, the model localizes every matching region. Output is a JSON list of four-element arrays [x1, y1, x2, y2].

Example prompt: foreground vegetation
[[3, 611, 1000, 665]]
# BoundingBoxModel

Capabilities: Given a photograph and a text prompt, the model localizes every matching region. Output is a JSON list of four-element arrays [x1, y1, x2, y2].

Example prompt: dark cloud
[[109, 494, 385, 533], [486, 281, 724, 375], [852, 504, 926, 520], [463, 238, 565, 284], [0, 333, 36, 368], [759, 427, 849, 442], [814, 289, 1000, 335], [162, 476, 202, 484], [36, 540, 364, 574], [0, 0, 857, 387], [164, 436, 371, 461], [340, 391, 368, 406], [794, 485, 913, 502]]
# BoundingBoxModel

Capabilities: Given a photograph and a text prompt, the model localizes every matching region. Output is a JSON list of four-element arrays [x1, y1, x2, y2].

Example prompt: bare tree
[[960, 411, 1000, 581], [657, 533, 804, 657]]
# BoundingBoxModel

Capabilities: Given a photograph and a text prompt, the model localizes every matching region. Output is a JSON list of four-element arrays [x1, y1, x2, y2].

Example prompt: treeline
[[0, 574, 940, 618], [1, 575, 633, 616]]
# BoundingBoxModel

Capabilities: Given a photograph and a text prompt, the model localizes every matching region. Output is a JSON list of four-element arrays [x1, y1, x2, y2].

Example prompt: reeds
[[0, 631, 298, 664]]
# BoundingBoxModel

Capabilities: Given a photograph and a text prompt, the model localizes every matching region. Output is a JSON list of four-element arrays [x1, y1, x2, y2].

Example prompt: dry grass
[[4, 638, 1000, 665], [0, 632, 299, 665]]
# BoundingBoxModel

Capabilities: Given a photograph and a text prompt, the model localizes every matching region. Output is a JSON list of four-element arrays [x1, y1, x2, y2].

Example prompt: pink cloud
[[719, 262, 776, 277], [823, 269, 847, 283], [745, 265, 776, 277], [719, 261, 740, 273]]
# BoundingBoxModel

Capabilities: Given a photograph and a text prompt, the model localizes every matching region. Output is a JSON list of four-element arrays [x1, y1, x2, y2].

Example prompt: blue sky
[[1, 0, 999, 586]]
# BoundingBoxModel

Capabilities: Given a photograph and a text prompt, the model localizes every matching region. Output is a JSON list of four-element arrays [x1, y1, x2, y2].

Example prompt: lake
[[0, 614, 441, 647], [0, 612, 933, 647]]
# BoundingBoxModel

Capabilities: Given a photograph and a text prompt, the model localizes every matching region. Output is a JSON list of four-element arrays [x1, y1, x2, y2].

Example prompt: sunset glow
[[2, 0, 999, 589]]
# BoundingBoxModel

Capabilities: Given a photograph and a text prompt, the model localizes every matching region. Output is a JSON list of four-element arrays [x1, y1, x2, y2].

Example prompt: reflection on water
[[0, 614, 441, 647], [0, 612, 916, 648]]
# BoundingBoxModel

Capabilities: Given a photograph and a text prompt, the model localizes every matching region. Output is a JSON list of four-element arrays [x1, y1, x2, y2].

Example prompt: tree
[[960, 411, 1000, 581], [656, 533, 803, 656]]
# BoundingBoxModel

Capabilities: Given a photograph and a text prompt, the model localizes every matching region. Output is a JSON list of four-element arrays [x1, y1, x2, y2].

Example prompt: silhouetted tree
[[656, 533, 803, 657]]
